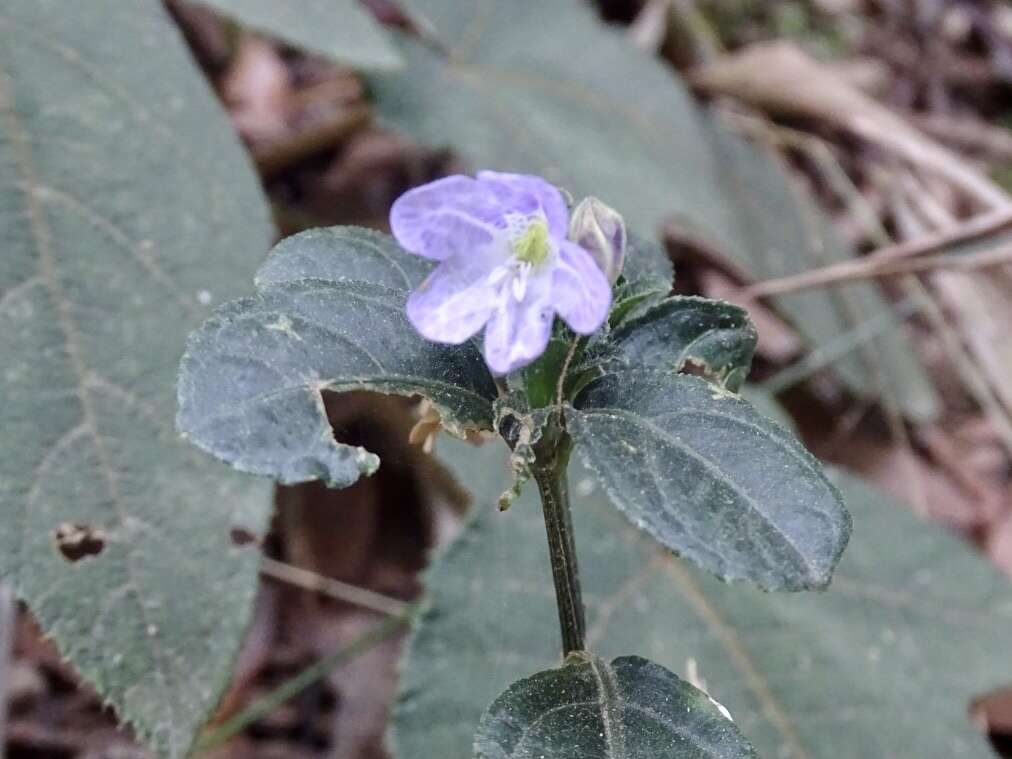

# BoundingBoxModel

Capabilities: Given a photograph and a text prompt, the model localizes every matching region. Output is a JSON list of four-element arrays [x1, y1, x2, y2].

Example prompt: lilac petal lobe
[[406, 246, 503, 343], [475, 171, 569, 238], [390, 175, 509, 261], [553, 241, 612, 334], [483, 269, 554, 375]]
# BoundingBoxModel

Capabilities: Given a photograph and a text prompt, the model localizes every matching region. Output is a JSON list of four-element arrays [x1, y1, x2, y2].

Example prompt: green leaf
[[567, 372, 849, 590], [195, 0, 402, 70], [607, 233, 674, 327], [177, 226, 497, 488], [475, 653, 756, 759], [255, 224, 431, 289], [608, 296, 757, 391], [0, 2, 275, 757], [620, 232, 673, 291], [391, 436, 1012, 759], [370, 0, 937, 420]]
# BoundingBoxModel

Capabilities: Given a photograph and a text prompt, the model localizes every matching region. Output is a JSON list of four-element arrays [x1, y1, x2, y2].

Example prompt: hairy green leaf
[[475, 653, 756, 759], [177, 226, 497, 488], [607, 233, 674, 327], [620, 232, 673, 290], [608, 297, 756, 390], [255, 224, 431, 289], [0, 2, 275, 756], [391, 435, 1012, 759], [567, 372, 849, 590], [195, 0, 402, 69], [371, 0, 937, 420]]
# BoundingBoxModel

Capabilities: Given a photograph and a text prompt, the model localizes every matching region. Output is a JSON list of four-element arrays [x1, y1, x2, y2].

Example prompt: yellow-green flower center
[[511, 218, 551, 266]]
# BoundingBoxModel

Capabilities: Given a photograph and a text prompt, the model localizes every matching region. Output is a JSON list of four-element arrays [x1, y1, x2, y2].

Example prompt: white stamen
[[512, 270, 528, 301], [487, 265, 511, 286]]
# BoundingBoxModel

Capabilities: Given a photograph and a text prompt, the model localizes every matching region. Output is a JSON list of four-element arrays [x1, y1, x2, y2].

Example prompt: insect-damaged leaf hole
[[52, 523, 105, 562], [679, 357, 719, 382], [229, 526, 260, 546]]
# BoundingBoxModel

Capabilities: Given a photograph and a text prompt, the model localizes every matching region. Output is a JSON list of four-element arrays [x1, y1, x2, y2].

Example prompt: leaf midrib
[[588, 657, 626, 758], [574, 404, 816, 581]]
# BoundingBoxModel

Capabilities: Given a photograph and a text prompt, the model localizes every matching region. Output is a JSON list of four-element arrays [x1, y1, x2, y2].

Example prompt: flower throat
[[512, 218, 551, 266]]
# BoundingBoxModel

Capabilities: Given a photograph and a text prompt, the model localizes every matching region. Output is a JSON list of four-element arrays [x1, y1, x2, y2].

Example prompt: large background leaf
[[178, 226, 497, 488], [194, 0, 402, 69], [0, 2, 275, 756], [370, 0, 937, 420], [391, 435, 1012, 759]]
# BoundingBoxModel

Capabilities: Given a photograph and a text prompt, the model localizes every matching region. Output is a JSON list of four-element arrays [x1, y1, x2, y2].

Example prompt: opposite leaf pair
[[177, 221, 850, 593]]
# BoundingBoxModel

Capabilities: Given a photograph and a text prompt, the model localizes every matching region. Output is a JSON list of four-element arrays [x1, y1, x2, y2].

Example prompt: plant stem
[[532, 442, 586, 656]]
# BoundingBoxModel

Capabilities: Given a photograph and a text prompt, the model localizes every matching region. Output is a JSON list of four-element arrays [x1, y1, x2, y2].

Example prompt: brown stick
[[259, 556, 409, 617], [741, 207, 1012, 298], [690, 43, 1011, 209], [908, 113, 1012, 162], [742, 243, 1012, 298], [252, 105, 370, 179]]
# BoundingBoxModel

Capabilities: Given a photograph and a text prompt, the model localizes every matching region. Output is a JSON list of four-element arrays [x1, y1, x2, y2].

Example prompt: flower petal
[[406, 244, 504, 343], [483, 269, 555, 375], [390, 175, 508, 260], [552, 240, 612, 334], [476, 171, 569, 238]]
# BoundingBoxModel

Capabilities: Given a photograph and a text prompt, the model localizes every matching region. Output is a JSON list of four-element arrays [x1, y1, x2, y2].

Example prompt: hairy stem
[[532, 440, 586, 655]]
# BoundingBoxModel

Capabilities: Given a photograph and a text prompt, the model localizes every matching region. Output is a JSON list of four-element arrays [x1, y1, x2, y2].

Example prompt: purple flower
[[390, 171, 612, 375]]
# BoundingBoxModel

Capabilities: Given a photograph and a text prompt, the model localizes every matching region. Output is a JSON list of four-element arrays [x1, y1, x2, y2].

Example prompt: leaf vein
[[0, 274, 43, 313], [510, 699, 598, 757], [348, 233, 417, 290], [578, 407, 816, 578], [31, 183, 197, 314]]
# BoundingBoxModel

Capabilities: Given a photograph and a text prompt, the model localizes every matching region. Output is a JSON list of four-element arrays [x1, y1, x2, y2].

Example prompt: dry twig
[[260, 556, 409, 618], [742, 241, 1012, 297], [691, 42, 1011, 209]]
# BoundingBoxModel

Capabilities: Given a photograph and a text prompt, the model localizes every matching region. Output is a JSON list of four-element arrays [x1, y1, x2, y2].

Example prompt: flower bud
[[568, 197, 626, 284]]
